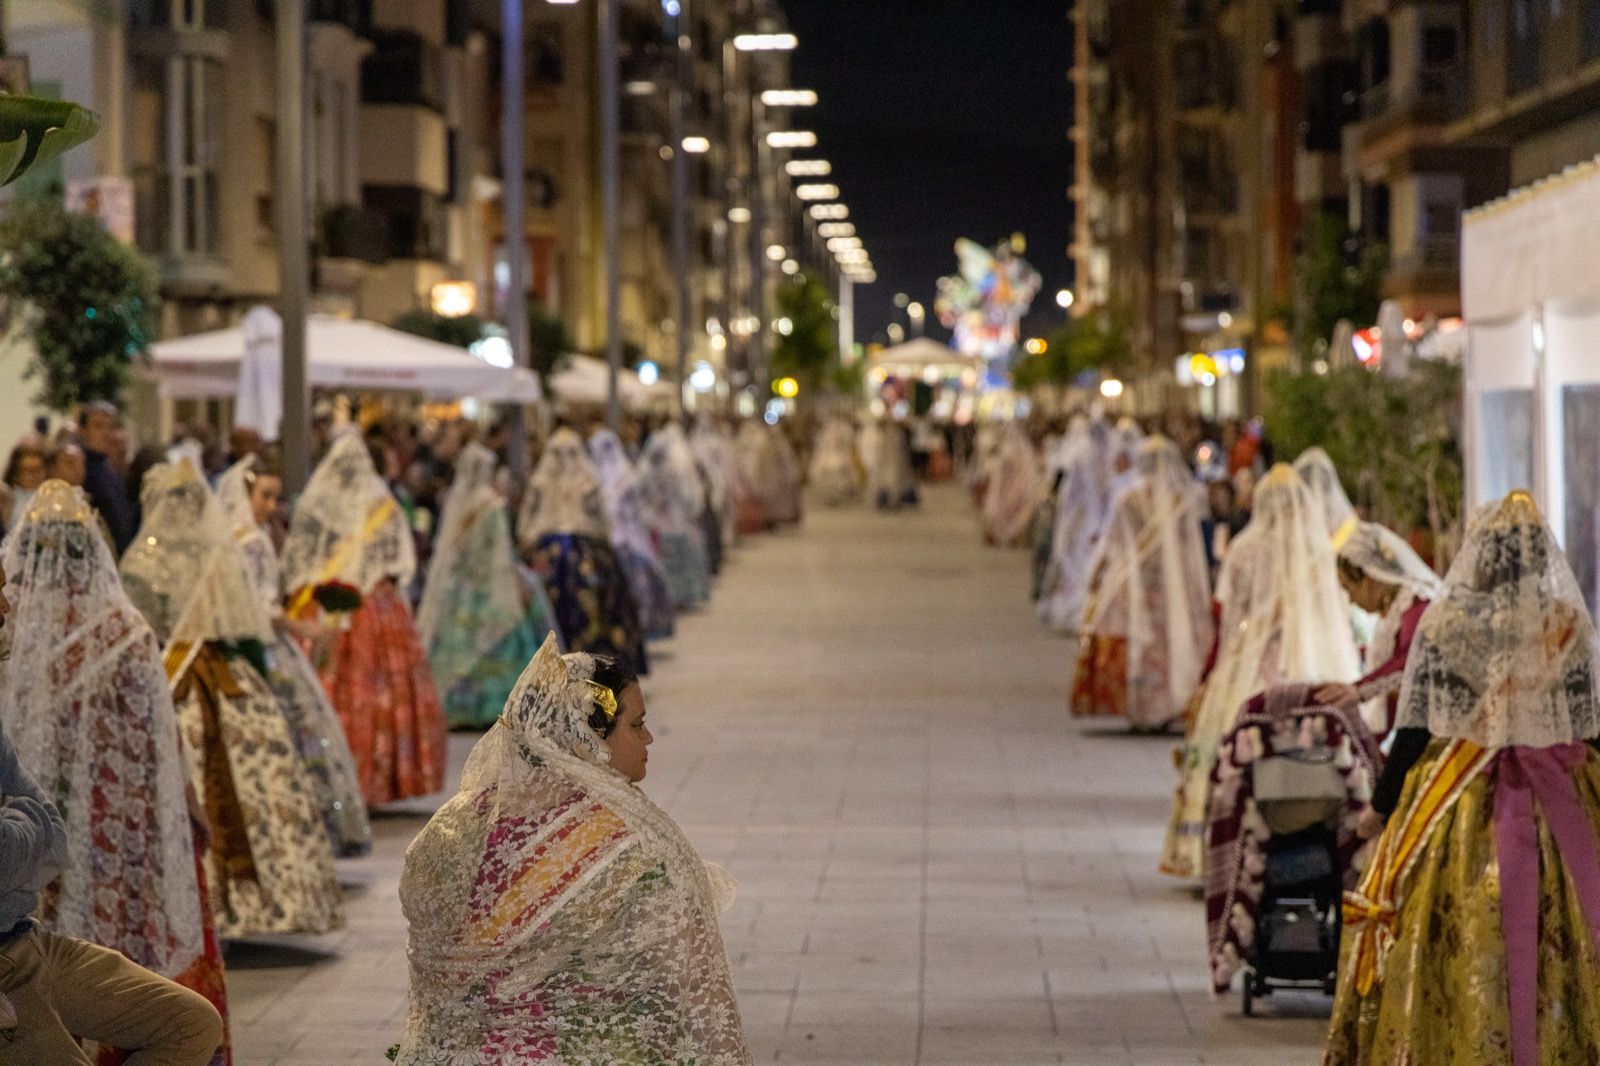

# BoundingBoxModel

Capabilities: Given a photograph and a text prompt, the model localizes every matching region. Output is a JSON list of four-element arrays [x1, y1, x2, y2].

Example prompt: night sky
[[777, 0, 1074, 346]]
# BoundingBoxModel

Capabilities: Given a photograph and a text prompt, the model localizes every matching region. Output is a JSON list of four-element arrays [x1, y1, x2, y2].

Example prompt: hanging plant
[[0, 96, 99, 186]]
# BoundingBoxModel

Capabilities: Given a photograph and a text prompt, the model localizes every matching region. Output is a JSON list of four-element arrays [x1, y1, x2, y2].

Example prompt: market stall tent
[[547, 354, 674, 410], [148, 312, 544, 405], [1461, 153, 1600, 609], [869, 337, 982, 375]]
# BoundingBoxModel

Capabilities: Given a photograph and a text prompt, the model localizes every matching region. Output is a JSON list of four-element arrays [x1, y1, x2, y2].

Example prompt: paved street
[[227, 484, 1327, 1065]]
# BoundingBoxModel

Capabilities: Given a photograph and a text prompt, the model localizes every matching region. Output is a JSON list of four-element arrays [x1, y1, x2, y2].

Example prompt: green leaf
[[0, 96, 100, 186]]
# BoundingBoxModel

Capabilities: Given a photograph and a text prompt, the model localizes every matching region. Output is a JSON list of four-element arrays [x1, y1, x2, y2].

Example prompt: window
[[256, 116, 276, 237], [1422, 25, 1459, 65]]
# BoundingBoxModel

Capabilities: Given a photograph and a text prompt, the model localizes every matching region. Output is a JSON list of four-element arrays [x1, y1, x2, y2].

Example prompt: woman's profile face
[[1338, 567, 1393, 615], [249, 475, 283, 528], [13, 454, 45, 491], [605, 684, 652, 783]]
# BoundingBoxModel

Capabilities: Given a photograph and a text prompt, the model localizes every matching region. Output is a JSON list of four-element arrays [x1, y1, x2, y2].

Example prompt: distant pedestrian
[[79, 401, 138, 554]]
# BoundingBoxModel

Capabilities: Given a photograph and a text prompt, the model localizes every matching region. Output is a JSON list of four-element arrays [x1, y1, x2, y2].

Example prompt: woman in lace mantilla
[[395, 634, 750, 1064]]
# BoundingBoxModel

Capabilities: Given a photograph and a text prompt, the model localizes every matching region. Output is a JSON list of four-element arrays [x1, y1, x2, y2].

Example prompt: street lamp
[[809, 203, 848, 220], [785, 159, 831, 177], [795, 183, 839, 200], [817, 221, 854, 237], [734, 32, 798, 50], [766, 130, 817, 149], [1055, 288, 1075, 310], [761, 89, 817, 107], [681, 135, 710, 153]]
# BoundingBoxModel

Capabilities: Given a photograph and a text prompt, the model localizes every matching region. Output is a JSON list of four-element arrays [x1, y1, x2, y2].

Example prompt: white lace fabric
[[121, 459, 275, 648], [590, 429, 663, 564], [1396, 491, 1600, 749], [215, 457, 285, 616], [415, 442, 522, 656], [396, 633, 750, 1064], [1294, 446, 1357, 540], [282, 433, 416, 596], [1335, 520, 1444, 602], [981, 424, 1044, 546], [0, 481, 203, 975], [640, 426, 708, 541], [517, 428, 609, 546], [1040, 418, 1117, 629], [1082, 437, 1214, 716]]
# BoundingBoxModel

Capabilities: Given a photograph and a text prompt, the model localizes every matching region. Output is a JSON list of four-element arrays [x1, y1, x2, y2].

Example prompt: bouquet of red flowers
[[312, 580, 363, 614]]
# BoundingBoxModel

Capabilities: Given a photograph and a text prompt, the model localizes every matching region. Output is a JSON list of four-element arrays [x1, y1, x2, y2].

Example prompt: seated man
[[0, 558, 223, 1066]]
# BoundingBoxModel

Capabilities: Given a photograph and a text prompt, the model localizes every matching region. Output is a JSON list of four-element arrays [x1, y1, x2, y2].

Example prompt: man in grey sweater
[[0, 560, 223, 1065]]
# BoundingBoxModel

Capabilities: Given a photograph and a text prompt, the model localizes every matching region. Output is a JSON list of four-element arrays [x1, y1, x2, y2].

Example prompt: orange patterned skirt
[[317, 580, 447, 806], [1070, 635, 1129, 719]]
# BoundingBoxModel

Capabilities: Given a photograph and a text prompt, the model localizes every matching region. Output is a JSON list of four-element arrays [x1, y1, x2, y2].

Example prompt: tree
[[1297, 211, 1388, 363], [769, 275, 838, 396], [1012, 310, 1134, 394], [390, 310, 491, 349], [0, 196, 160, 411], [1264, 360, 1464, 564]]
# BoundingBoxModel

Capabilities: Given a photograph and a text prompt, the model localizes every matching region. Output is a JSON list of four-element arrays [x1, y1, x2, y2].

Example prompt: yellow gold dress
[[1323, 739, 1600, 1065]]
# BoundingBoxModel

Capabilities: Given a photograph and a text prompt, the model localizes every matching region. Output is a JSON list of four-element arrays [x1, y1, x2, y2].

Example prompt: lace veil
[[1294, 446, 1356, 540], [0, 481, 203, 975], [397, 633, 749, 1063], [282, 433, 416, 596], [1083, 436, 1213, 713], [590, 428, 660, 563], [517, 427, 609, 545], [1395, 491, 1600, 748], [1335, 520, 1443, 601], [215, 457, 284, 615], [414, 442, 522, 655], [121, 459, 274, 648]]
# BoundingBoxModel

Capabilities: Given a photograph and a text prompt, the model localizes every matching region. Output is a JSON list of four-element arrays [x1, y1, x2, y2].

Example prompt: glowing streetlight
[[786, 159, 832, 177], [681, 135, 710, 154], [766, 130, 817, 149], [826, 236, 862, 251], [1024, 337, 1047, 355], [1055, 288, 1075, 310], [818, 221, 855, 238], [431, 280, 477, 318], [1100, 378, 1125, 399], [766, 244, 787, 261], [761, 89, 817, 107], [809, 203, 849, 220], [728, 206, 752, 223], [795, 183, 839, 200], [734, 32, 798, 51]]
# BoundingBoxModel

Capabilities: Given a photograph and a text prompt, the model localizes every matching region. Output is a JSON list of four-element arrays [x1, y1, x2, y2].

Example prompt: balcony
[[358, 104, 449, 196], [361, 31, 444, 111], [1389, 233, 1459, 277], [310, 0, 371, 33], [319, 204, 389, 264]]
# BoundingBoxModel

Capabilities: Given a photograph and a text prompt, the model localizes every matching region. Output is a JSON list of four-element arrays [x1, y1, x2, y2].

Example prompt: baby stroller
[[1204, 683, 1381, 1015]]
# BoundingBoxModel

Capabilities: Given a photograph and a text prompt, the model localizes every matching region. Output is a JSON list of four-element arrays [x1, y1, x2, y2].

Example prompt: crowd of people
[[0, 402, 812, 1064], [979, 408, 1600, 1062]]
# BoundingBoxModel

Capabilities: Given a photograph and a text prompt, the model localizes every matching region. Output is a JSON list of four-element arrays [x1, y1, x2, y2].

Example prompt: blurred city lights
[[786, 159, 832, 177], [775, 376, 800, 398], [727, 206, 752, 223], [689, 362, 718, 391], [796, 183, 840, 200], [681, 136, 711, 154], [1055, 288, 1075, 310], [734, 33, 798, 51], [637, 361, 660, 386], [430, 280, 477, 318], [1099, 378, 1124, 399], [767, 131, 817, 149], [809, 203, 849, 220], [766, 244, 787, 261], [817, 222, 855, 237], [761, 89, 818, 107], [1024, 337, 1047, 355]]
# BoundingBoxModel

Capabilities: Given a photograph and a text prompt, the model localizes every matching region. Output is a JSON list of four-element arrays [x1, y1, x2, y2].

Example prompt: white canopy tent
[[869, 337, 982, 376], [148, 313, 545, 406], [1461, 153, 1600, 608], [547, 354, 674, 410]]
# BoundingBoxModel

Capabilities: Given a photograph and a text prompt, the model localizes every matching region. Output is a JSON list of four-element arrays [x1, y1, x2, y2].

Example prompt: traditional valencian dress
[[639, 425, 712, 611], [395, 634, 750, 1064], [1160, 463, 1361, 879], [1038, 418, 1120, 632], [215, 458, 371, 856], [1, 480, 231, 1064], [590, 428, 676, 641], [414, 443, 555, 729], [283, 434, 448, 805], [1071, 436, 1214, 730], [692, 417, 741, 554], [1325, 492, 1600, 1066], [808, 418, 861, 507], [980, 423, 1043, 548], [122, 460, 343, 938], [1329, 519, 1444, 736], [518, 428, 649, 674], [1295, 446, 1357, 542]]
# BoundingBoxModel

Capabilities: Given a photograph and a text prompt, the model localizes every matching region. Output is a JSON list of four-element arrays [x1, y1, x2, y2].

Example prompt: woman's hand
[[1356, 805, 1384, 841], [1314, 682, 1359, 707]]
